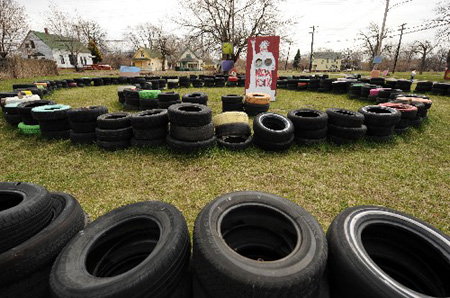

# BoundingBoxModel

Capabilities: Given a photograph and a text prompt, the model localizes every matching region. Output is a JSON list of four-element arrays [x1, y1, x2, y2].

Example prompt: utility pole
[[376, 0, 390, 57], [309, 26, 317, 72], [285, 42, 292, 71], [392, 23, 406, 74]]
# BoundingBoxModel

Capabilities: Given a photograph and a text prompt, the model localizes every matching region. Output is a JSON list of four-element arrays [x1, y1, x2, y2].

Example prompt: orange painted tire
[[378, 103, 417, 113], [245, 93, 270, 105]]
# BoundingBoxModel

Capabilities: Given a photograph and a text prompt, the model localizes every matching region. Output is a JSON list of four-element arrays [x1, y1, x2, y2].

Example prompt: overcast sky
[[17, 0, 443, 57]]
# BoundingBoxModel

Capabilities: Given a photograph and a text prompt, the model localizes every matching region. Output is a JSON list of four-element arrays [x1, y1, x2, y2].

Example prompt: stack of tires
[[167, 103, 216, 152], [149, 79, 160, 90], [237, 77, 246, 87], [31, 104, 72, 140], [158, 92, 181, 109], [182, 92, 208, 105], [287, 108, 328, 145], [244, 93, 270, 116], [370, 77, 385, 86], [358, 105, 401, 141], [192, 79, 204, 88], [215, 77, 226, 87], [92, 78, 103, 86], [384, 79, 397, 89], [318, 78, 335, 92], [67, 106, 108, 144], [297, 79, 309, 91], [0, 182, 86, 298], [118, 86, 136, 105], [348, 83, 364, 99], [326, 108, 366, 145], [130, 109, 169, 147], [307, 78, 321, 91], [74, 78, 85, 87], [253, 112, 294, 151], [226, 76, 238, 87], [167, 79, 179, 89], [213, 112, 252, 150], [432, 83, 450, 95], [414, 81, 433, 93], [179, 76, 191, 88], [101, 77, 112, 86], [123, 89, 141, 110], [222, 94, 244, 112], [277, 79, 288, 89], [378, 102, 418, 133], [394, 96, 432, 126], [332, 81, 348, 94], [361, 84, 380, 100], [395, 79, 412, 92], [3, 103, 23, 126], [139, 90, 161, 110], [96, 112, 132, 151], [287, 79, 299, 90], [204, 78, 215, 87], [375, 88, 395, 103], [17, 100, 54, 125], [192, 191, 328, 298], [49, 201, 191, 298]]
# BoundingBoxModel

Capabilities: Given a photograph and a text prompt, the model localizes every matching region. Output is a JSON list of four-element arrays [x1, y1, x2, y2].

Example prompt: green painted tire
[[18, 122, 40, 135], [139, 90, 161, 99]]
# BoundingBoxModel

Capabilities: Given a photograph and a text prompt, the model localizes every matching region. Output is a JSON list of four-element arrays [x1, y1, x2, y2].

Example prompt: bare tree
[[125, 23, 156, 51], [415, 40, 435, 74], [177, 0, 292, 62], [153, 27, 179, 71], [432, 1, 450, 43], [77, 19, 107, 49], [0, 0, 29, 58], [359, 22, 390, 63]]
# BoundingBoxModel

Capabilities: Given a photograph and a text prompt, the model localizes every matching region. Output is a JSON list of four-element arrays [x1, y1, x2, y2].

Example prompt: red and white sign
[[245, 36, 280, 101]]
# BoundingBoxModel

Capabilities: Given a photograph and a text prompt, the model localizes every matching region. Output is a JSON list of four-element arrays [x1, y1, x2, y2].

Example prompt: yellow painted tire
[[245, 93, 270, 105], [213, 112, 249, 127]]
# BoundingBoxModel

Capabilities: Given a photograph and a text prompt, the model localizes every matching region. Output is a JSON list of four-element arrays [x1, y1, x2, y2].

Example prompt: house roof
[[177, 48, 201, 62], [313, 52, 341, 60], [31, 31, 89, 53], [133, 47, 163, 60]]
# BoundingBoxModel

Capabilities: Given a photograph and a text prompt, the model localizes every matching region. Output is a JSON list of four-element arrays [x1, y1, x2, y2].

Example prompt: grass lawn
[[0, 77, 449, 235]]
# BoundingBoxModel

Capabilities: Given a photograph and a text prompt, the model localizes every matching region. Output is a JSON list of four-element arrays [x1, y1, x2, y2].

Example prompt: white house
[[176, 48, 204, 71], [19, 30, 93, 68]]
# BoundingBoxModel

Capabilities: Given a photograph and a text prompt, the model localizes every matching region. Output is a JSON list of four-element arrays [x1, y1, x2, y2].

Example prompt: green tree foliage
[[293, 49, 301, 70], [88, 38, 103, 63]]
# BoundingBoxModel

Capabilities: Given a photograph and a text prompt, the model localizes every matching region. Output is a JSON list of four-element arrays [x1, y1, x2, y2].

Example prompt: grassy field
[[0, 75, 449, 235]]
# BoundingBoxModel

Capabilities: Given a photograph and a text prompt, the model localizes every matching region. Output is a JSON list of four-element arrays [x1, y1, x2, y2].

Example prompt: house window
[[60, 55, 65, 64], [141, 51, 145, 58], [186, 54, 192, 59], [30, 41, 35, 48]]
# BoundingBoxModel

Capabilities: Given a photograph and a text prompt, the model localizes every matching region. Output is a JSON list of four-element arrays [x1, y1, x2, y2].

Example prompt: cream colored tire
[[213, 112, 249, 127]]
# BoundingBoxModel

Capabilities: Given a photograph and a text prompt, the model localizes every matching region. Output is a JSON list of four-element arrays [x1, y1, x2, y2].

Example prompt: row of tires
[[2, 182, 449, 297]]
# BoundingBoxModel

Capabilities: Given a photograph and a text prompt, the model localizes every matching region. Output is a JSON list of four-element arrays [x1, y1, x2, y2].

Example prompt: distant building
[[19, 29, 93, 68], [312, 52, 342, 72], [132, 47, 168, 71], [176, 49, 203, 71]]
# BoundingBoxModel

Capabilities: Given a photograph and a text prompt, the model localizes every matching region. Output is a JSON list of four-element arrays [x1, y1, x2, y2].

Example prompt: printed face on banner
[[245, 36, 280, 101]]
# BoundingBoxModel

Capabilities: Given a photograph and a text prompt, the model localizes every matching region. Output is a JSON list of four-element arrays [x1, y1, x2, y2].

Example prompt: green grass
[[0, 79, 449, 236]]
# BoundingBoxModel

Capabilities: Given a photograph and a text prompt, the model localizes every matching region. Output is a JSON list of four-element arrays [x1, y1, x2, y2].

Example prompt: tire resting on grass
[[221, 95, 243, 104], [326, 108, 364, 128], [243, 102, 269, 116], [97, 112, 131, 129], [366, 125, 395, 137], [67, 106, 108, 123], [327, 124, 367, 139], [253, 113, 294, 143], [215, 123, 251, 137], [326, 205, 450, 298], [131, 138, 165, 147], [0, 192, 85, 286], [253, 134, 294, 151], [168, 103, 212, 127], [170, 123, 214, 142], [294, 127, 328, 140], [0, 182, 52, 254], [50, 201, 191, 298], [358, 106, 401, 127], [133, 126, 168, 140], [97, 140, 131, 151], [295, 137, 327, 146], [70, 121, 97, 133], [41, 129, 70, 140], [96, 127, 133, 142], [193, 191, 328, 298], [38, 118, 71, 132], [31, 105, 72, 121], [287, 109, 328, 130], [70, 132, 97, 144], [217, 135, 253, 151], [130, 109, 169, 129], [166, 135, 216, 152]]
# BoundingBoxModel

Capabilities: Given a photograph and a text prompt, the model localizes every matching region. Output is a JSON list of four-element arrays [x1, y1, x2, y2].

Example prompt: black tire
[[222, 95, 243, 104], [70, 131, 97, 144], [327, 124, 367, 139], [158, 92, 181, 103], [3, 113, 21, 126], [326, 108, 364, 128], [394, 127, 409, 134], [287, 109, 328, 130], [366, 125, 394, 137], [253, 113, 294, 143], [133, 127, 168, 140], [97, 112, 131, 129], [358, 105, 401, 127], [50, 201, 191, 298], [395, 118, 409, 129], [130, 109, 169, 129], [222, 102, 244, 112], [170, 123, 214, 142], [158, 100, 181, 109], [41, 129, 70, 140], [0, 192, 85, 286], [294, 127, 328, 139], [96, 127, 133, 142], [168, 103, 212, 127], [139, 99, 159, 109], [409, 117, 423, 127], [38, 118, 71, 132], [243, 102, 270, 116], [70, 121, 97, 133], [18, 100, 56, 125], [182, 93, 208, 105], [193, 191, 328, 298], [0, 265, 51, 298], [217, 135, 253, 151], [0, 182, 52, 254], [131, 138, 165, 147], [327, 205, 450, 298], [67, 106, 108, 123], [253, 135, 294, 151], [31, 105, 71, 121], [97, 140, 130, 151], [215, 123, 251, 137], [166, 135, 216, 152]]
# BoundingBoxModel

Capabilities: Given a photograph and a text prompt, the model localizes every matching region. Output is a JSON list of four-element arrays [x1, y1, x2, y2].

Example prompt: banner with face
[[245, 36, 280, 101]]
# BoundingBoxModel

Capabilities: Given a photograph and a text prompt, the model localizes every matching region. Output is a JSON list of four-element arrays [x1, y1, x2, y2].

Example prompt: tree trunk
[[420, 53, 426, 75], [447, 49, 450, 69], [162, 56, 166, 71]]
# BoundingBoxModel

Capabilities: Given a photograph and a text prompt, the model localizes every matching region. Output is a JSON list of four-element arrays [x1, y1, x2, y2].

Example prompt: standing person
[[410, 69, 416, 82]]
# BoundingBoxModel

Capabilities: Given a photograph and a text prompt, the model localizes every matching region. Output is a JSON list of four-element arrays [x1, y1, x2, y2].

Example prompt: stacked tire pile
[[384, 79, 397, 89], [214, 77, 226, 87], [348, 83, 365, 99], [0, 182, 86, 298], [326, 108, 367, 145], [297, 79, 309, 90], [139, 90, 161, 110], [395, 79, 412, 92], [204, 78, 215, 87], [123, 89, 141, 110], [17, 100, 55, 136], [158, 92, 181, 109], [130, 109, 169, 147], [244, 93, 270, 116], [332, 81, 348, 94], [318, 78, 335, 92], [31, 104, 72, 140], [117, 86, 136, 104], [167, 78, 179, 89], [432, 83, 450, 95], [361, 84, 380, 100], [167, 103, 216, 152], [96, 112, 132, 151], [414, 81, 433, 93], [182, 92, 208, 106], [222, 94, 244, 112], [394, 96, 433, 126], [253, 112, 294, 151], [92, 78, 103, 87], [358, 105, 400, 141], [213, 112, 252, 150], [237, 77, 246, 87], [192, 79, 203, 88], [226, 76, 238, 87], [3, 103, 24, 126], [67, 106, 108, 144], [288, 108, 328, 145], [378, 102, 418, 133], [179, 76, 191, 88]]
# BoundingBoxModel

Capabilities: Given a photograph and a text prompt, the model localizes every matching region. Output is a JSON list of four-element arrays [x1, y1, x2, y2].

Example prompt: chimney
[[44, 28, 49, 35]]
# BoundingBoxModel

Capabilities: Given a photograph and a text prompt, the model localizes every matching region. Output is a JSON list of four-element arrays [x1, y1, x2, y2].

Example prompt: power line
[[392, 23, 406, 74]]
